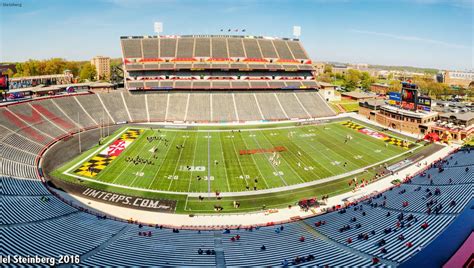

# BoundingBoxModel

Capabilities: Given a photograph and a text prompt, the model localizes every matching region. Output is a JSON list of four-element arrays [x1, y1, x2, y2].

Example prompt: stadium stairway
[[213, 231, 227, 268], [68, 225, 132, 268]]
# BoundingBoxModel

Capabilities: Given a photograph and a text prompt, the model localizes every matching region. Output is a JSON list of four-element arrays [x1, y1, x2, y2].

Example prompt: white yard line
[[249, 130, 293, 185], [282, 127, 334, 177], [127, 135, 164, 186], [167, 136, 188, 191], [147, 133, 178, 189], [239, 133, 270, 188], [216, 132, 232, 192], [293, 128, 355, 173], [257, 130, 308, 183], [186, 133, 200, 192], [229, 133, 250, 188]]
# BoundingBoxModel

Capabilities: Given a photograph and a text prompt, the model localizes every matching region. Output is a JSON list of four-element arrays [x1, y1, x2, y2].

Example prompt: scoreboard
[[397, 82, 431, 112], [401, 83, 417, 111]]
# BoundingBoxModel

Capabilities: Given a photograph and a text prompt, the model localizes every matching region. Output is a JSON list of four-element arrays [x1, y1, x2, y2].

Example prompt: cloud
[[351, 29, 471, 49]]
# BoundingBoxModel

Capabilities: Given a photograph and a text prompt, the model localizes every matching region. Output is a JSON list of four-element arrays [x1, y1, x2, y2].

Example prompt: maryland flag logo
[[341, 121, 364, 130], [74, 155, 117, 177], [384, 137, 414, 148], [341, 121, 413, 148], [74, 128, 143, 177], [120, 129, 142, 142]]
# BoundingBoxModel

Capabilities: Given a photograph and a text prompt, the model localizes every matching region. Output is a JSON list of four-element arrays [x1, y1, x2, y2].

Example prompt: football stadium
[[1, 3, 473, 267]]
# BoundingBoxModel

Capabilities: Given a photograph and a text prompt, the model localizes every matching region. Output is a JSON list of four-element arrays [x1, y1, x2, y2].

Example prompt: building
[[442, 70, 474, 88], [377, 105, 439, 135], [312, 62, 325, 76], [91, 56, 111, 81], [9, 73, 73, 90], [370, 83, 391, 95], [341, 91, 378, 101], [331, 64, 348, 75], [358, 99, 386, 119], [317, 82, 340, 101], [349, 63, 369, 71]]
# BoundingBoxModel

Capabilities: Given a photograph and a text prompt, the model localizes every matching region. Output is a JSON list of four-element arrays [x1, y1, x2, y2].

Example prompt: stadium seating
[[52, 96, 97, 128], [0, 142, 471, 266], [0, 88, 471, 266]]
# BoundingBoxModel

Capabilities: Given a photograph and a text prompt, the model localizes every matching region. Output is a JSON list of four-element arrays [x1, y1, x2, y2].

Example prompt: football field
[[58, 121, 412, 194]]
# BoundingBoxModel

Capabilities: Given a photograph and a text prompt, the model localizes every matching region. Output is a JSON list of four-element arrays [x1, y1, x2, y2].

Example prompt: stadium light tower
[[293, 26, 301, 39], [154, 22, 163, 34]]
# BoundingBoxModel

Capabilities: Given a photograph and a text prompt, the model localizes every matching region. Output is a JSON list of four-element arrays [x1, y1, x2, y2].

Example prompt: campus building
[[91, 56, 111, 81]]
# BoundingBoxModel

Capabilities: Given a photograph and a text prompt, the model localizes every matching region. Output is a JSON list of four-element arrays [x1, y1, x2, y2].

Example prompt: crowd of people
[[125, 155, 155, 165]]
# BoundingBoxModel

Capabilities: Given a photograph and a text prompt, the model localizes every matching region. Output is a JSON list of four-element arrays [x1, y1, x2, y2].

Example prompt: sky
[[0, 0, 472, 70]]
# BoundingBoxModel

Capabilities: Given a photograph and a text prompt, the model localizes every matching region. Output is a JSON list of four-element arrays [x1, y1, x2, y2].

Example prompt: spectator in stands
[[260, 245, 266, 251], [198, 248, 203, 255], [372, 257, 380, 265], [421, 222, 429, 229], [299, 236, 305, 242], [347, 238, 352, 243], [406, 242, 413, 248], [380, 248, 387, 254]]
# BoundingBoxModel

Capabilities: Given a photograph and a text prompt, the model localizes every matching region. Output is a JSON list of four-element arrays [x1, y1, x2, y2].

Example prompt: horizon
[[0, 0, 472, 70]]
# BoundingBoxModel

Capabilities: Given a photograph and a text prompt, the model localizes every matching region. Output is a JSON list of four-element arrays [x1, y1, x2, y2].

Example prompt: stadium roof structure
[[120, 35, 318, 90]]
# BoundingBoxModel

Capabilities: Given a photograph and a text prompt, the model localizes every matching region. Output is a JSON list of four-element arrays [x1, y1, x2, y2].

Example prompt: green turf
[[52, 120, 426, 213]]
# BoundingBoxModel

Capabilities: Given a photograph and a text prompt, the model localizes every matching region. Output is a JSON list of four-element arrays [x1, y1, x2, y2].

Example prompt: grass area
[[330, 100, 360, 112], [51, 120, 426, 214], [339, 102, 360, 112]]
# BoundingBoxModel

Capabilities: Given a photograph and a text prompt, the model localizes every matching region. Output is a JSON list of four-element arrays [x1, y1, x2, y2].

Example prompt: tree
[[360, 71, 375, 90], [323, 65, 333, 74], [388, 80, 402, 93], [4, 68, 14, 77], [317, 73, 332, 83], [343, 69, 361, 90], [79, 63, 97, 82]]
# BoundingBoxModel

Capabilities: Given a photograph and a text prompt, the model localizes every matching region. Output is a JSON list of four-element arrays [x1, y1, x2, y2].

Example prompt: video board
[[400, 82, 418, 111]]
